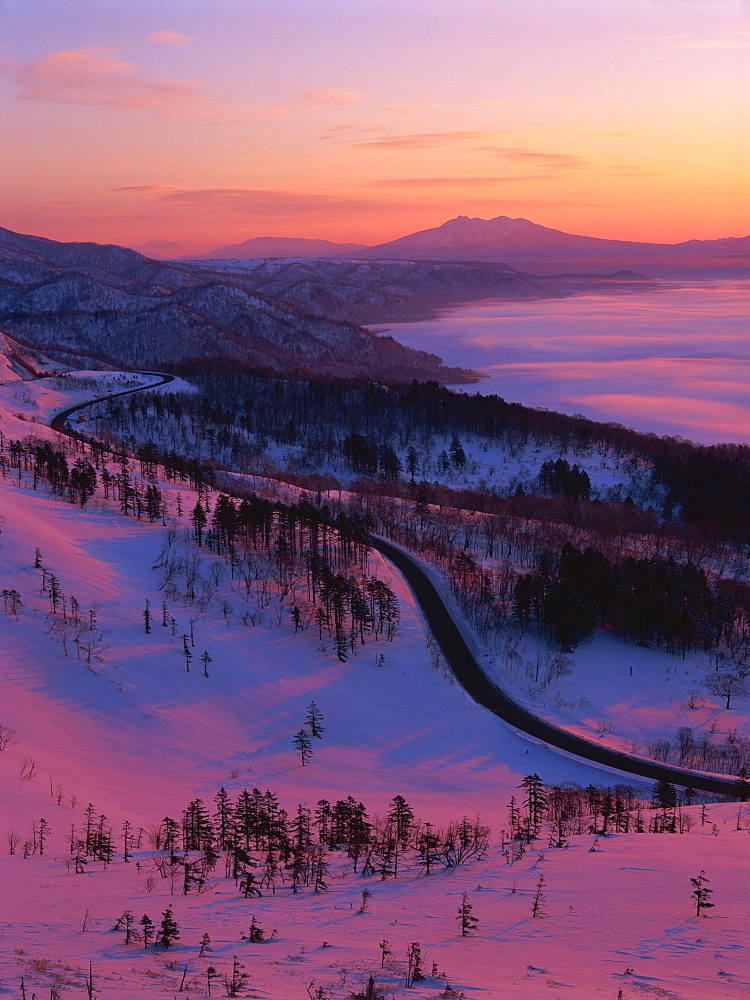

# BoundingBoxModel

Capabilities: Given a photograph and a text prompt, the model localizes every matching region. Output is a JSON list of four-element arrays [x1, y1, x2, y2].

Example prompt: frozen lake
[[382, 280, 750, 445]]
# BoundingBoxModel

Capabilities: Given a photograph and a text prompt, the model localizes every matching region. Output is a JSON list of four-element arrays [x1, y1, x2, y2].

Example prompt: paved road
[[50, 371, 175, 434], [48, 373, 745, 798], [371, 536, 746, 798]]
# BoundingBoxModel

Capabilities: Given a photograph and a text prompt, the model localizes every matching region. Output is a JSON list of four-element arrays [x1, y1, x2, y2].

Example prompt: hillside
[[0, 369, 748, 998], [0, 227, 464, 381], [181, 257, 650, 325]]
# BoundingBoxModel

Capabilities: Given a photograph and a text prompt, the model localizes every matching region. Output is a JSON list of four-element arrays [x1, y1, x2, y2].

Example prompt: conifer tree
[[157, 907, 179, 949], [405, 941, 425, 987], [226, 956, 248, 996], [140, 914, 155, 949], [690, 870, 714, 916], [457, 892, 478, 936], [246, 916, 265, 942], [305, 701, 325, 739], [532, 873, 546, 918], [294, 728, 313, 766]]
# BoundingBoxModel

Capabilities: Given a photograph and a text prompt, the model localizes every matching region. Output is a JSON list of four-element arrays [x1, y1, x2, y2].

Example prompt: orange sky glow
[[1, 0, 748, 256]]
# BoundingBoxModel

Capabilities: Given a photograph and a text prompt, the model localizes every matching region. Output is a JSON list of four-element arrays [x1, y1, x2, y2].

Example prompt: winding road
[[49, 371, 746, 798], [50, 371, 175, 434], [371, 536, 746, 797]]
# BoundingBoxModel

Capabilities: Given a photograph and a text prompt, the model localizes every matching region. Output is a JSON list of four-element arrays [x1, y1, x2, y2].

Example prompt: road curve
[[47, 374, 744, 798], [371, 536, 746, 798], [50, 371, 175, 434]]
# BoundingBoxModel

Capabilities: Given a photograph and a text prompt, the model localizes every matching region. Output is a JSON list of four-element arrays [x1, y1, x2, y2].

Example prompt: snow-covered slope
[[0, 227, 460, 380], [0, 371, 748, 999]]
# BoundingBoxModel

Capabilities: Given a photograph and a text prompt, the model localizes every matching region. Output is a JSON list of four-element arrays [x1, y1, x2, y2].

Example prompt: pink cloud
[[11, 45, 203, 110], [483, 148, 589, 171], [293, 89, 364, 109], [146, 30, 193, 45], [112, 185, 175, 193], [123, 186, 407, 217], [347, 131, 502, 149], [367, 175, 568, 187], [379, 102, 447, 116]]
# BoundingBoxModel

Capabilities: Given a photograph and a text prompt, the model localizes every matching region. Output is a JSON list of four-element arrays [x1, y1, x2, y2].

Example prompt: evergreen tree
[[191, 503, 207, 546], [690, 870, 714, 916], [201, 650, 212, 677], [387, 794, 414, 843], [157, 907, 179, 949], [246, 916, 265, 942], [305, 701, 325, 739], [225, 956, 249, 997], [531, 873, 546, 918], [457, 892, 479, 936], [294, 728, 313, 766], [140, 914, 155, 950], [405, 941, 425, 987], [520, 774, 548, 841], [449, 435, 466, 469]]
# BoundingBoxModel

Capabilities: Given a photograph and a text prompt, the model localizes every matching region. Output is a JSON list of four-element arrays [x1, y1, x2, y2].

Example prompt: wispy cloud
[[484, 148, 589, 171], [146, 30, 193, 45], [379, 102, 447, 116], [345, 131, 502, 149], [2, 46, 364, 124], [333, 130, 590, 175], [291, 89, 364, 109], [119, 186, 406, 217], [320, 122, 388, 138], [113, 184, 175, 193], [368, 176, 552, 187], [9, 45, 204, 111]]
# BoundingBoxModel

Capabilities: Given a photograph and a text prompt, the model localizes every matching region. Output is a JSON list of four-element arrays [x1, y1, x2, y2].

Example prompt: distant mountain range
[[188, 215, 750, 278], [190, 257, 649, 325], [345, 215, 750, 263], [181, 236, 367, 261], [0, 226, 464, 381], [2, 219, 740, 383]]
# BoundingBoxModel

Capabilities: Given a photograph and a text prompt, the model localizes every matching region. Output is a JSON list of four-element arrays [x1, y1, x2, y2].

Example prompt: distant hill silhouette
[[344, 215, 750, 270], [182, 236, 368, 260]]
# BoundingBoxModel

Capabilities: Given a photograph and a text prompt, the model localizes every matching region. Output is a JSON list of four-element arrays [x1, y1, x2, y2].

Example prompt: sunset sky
[[2, 0, 748, 256]]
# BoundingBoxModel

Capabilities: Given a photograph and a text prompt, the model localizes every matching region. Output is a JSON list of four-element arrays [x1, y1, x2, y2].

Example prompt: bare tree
[[704, 672, 749, 710], [0, 723, 18, 751]]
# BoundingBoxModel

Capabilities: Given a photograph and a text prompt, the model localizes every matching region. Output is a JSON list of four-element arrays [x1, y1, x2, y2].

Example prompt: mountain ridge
[[181, 236, 368, 261], [0, 226, 465, 382], [344, 214, 750, 263]]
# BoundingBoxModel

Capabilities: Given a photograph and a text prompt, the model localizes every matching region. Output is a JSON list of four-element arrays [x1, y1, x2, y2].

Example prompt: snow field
[[0, 371, 747, 998]]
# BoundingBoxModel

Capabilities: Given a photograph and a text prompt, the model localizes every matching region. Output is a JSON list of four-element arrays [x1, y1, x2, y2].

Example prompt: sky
[[1, 0, 749, 255]]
